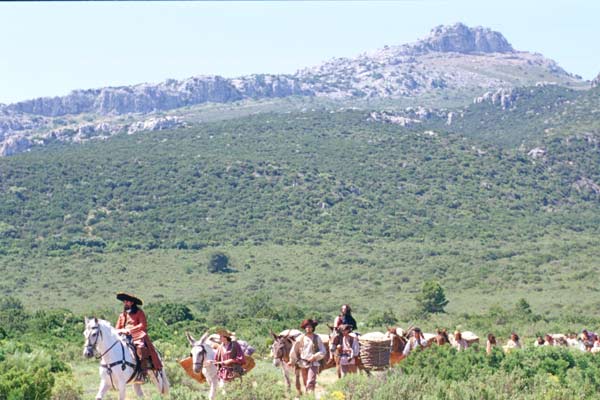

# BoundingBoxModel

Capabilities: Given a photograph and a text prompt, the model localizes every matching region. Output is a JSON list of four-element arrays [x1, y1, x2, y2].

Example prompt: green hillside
[[1, 85, 600, 400], [1, 101, 599, 253], [1, 86, 599, 319]]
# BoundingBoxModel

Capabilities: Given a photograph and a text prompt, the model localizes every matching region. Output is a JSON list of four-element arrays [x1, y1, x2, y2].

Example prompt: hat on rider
[[116, 292, 143, 306], [300, 319, 318, 329], [215, 327, 235, 339]]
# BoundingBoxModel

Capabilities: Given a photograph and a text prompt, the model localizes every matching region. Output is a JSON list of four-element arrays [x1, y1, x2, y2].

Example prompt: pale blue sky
[[0, 0, 598, 104]]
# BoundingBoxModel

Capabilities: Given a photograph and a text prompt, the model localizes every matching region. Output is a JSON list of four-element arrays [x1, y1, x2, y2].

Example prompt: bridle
[[191, 342, 207, 370], [272, 336, 293, 362], [84, 321, 137, 387], [84, 324, 103, 357], [85, 323, 122, 360]]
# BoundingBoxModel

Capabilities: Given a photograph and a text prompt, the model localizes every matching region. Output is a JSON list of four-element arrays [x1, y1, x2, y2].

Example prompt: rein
[[86, 324, 137, 388], [192, 343, 207, 369]]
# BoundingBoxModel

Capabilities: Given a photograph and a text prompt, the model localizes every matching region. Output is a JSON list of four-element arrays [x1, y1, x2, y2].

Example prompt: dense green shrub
[[208, 252, 231, 273], [416, 280, 449, 315], [145, 303, 195, 325]]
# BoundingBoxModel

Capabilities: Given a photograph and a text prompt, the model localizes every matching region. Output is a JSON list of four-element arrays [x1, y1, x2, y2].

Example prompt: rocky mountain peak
[[414, 22, 514, 54]]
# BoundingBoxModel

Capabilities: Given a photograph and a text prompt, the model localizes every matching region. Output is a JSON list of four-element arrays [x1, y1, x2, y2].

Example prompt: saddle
[[124, 335, 153, 382]]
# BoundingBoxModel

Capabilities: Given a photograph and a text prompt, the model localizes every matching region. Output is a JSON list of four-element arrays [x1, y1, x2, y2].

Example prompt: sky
[[0, 0, 598, 104]]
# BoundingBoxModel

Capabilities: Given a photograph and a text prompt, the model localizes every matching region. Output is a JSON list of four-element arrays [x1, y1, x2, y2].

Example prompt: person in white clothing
[[403, 327, 425, 357], [452, 330, 469, 351], [291, 319, 326, 394], [335, 324, 360, 377]]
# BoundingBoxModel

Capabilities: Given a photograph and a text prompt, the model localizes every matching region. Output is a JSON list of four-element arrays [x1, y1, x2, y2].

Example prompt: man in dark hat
[[115, 292, 162, 381], [291, 319, 326, 394]]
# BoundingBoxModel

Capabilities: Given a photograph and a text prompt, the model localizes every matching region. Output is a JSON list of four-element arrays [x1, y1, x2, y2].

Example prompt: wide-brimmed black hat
[[116, 292, 143, 306]]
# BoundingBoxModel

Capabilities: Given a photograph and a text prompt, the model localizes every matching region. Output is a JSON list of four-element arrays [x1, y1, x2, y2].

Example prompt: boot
[[136, 347, 149, 383]]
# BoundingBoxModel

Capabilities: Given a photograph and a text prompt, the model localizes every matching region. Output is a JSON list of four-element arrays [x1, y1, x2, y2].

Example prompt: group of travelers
[[114, 292, 245, 387], [112, 294, 600, 397], [283, 304, 359, 393]]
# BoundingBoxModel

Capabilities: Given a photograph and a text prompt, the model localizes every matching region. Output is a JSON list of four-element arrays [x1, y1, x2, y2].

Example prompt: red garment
[[215, 341, 245, 382], [116, 308, 163, 370]]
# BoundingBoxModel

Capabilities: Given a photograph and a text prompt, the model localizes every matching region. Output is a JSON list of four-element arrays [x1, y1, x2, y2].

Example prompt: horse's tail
[[159, 368, 170, 395], [151, 354, 170, 395]]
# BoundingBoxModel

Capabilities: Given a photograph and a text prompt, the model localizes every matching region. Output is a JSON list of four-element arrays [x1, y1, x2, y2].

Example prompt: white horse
[[186, 331, 219, 400], [83, 317, 170, 400]]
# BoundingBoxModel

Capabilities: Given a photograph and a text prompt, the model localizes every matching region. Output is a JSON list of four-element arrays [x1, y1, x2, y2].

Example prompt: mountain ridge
[[0, 22, 590, 156]]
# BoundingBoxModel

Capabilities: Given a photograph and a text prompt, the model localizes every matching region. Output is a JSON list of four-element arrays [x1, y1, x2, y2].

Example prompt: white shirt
[[339, 334, 360, 365], [403, 336, 425, 356], [296, 334, 326, 367]]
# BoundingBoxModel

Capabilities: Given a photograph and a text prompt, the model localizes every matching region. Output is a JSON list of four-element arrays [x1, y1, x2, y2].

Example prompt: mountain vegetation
[[0, 23, 599, 399]]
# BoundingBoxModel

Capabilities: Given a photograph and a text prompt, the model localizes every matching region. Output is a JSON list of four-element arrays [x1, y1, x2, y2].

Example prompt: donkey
[[270, 329, 303, 395], [386, 326, 408, 366], [186, 331, 219, 400]]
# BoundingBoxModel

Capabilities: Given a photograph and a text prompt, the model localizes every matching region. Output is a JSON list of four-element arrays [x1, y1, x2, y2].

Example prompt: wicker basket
[[178, 356, 256, 384], [359, 332, 390, 370]]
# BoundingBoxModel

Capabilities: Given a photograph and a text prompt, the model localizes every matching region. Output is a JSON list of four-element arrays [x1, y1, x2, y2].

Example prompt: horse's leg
[[296, 367, 304, 396], [281, 364, 291, 391], [94, 378, 110, 400], [358, 357, 371, 376], [208, 380, 217, 400], [336, 357, 341, 379], [133, 383, 144, 398], [117, 382, 127, 400], [155, 369, 170, 395]]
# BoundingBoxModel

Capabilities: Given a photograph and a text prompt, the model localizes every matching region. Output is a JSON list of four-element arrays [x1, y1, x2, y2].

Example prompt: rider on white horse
[[115, 292, 162, 381]]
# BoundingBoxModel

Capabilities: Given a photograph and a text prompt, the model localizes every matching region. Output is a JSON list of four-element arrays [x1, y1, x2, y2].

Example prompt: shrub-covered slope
[[0, 99, 599, 253]]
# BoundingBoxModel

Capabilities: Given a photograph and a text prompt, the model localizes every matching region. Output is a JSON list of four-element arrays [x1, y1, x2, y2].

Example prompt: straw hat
[[215, 328, 235, 339]]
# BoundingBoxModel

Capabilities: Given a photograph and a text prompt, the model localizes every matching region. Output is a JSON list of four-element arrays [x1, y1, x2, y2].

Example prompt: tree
[[207, 251, 231, 273], [416, 280, 449, 314]]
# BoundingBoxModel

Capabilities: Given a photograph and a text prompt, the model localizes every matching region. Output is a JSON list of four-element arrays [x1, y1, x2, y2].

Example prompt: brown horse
[[386, 327, 407, 366], [433, 329, 450, 346]]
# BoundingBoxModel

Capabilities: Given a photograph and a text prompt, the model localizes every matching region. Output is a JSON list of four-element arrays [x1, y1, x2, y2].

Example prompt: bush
[[415, 280, 449, 314], [50, 372, 83, 400], [207, 252, 231, 273], [146, 303, 194, 325]]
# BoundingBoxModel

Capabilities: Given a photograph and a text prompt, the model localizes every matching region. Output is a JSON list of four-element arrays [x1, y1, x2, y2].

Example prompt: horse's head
[[270, 330, 295, 367], [327, 324, 343, 346], [386, 326, 408, 353], [434, 329, 449, 345], [186, 331, 211, 374], [83, 317, 101, 358]]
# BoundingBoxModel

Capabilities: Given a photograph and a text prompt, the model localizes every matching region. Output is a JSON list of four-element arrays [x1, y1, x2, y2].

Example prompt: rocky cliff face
[[0, 23, 585, 156], [415, 23, 514, 54]]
